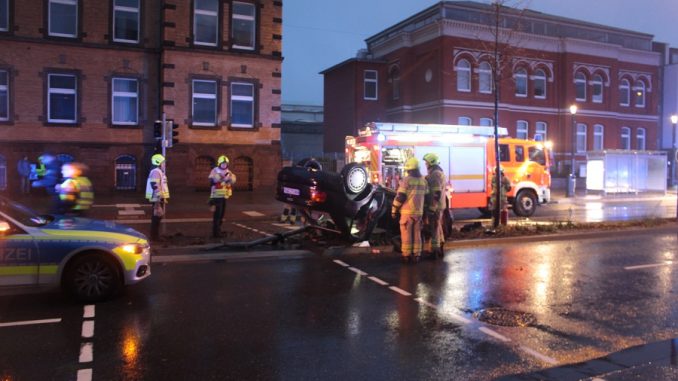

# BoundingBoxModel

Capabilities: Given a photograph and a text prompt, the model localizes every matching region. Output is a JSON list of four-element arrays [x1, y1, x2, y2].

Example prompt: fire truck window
[[515, 146, 525, 162], [499, 144, 510, 162], [528, 147, 545, 165]]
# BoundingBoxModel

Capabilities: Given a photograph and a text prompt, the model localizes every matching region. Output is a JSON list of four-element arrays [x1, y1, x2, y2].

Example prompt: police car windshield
[[0, 198, 50, 227]]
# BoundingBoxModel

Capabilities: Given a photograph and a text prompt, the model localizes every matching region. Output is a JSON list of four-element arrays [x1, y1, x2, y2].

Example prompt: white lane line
[[243, 211, 265, 217], [0, 318, 61, 328], [414, 297, 437, 309], [79, 343, 93, 363], [388, 286, 412, 296], [368, 276, 389, 286], [232, 223, 274, 237], [81, 321, 94, 339], [83, 305, 95, 319], [478, 327, 511, 342], [519, 345, 558, 365], [333, 259, 350, 267], [76, 368, 92, 381], [448, 313, 473, 325], [624, 261, 673, 270], [348, 267, 367, 276]]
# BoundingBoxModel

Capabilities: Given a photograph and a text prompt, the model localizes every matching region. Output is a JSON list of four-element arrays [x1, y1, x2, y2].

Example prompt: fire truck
[[345, 122, 552, 217]]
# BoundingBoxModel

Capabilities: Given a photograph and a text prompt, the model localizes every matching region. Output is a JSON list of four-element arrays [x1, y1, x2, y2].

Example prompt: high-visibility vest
[[208, 167, 236, 199], [426, 166, 446, 212], [145, 167, 169, 202], [59, 176, 93, 210], [393, 175, 428, 216]]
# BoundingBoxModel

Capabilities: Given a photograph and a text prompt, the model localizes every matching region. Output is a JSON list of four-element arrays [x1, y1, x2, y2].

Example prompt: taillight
[[310, 189, 327, 203]]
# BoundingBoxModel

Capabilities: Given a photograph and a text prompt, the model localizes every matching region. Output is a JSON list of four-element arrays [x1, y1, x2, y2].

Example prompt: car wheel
[[341, 163, 368, 195], [513, 190, 537, 217], [64, 253, 122, 302]]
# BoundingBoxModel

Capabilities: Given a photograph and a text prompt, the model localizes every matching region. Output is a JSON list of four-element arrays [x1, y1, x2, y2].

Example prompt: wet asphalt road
[[2, 227, 678, 380]]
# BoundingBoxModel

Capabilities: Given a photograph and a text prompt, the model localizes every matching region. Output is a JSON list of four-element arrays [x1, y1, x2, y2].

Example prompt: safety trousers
[[424, 211, 444, 253], [400, 215, 423, 257]]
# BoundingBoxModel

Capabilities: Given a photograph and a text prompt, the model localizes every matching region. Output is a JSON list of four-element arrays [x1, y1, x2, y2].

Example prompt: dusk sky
[[282, 0, 678, 106]]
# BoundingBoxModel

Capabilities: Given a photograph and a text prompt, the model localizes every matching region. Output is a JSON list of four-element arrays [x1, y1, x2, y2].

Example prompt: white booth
[[586, 150, 667, 194]]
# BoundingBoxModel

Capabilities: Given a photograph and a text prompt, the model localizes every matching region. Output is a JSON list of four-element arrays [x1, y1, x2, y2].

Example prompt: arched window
[[593, 124, 604, 150], [576, 123, 587, 152], [115, 155, 137, 190], [533, 69, 546, 98], [592, 74, 603, 103], [478, 61, 492, 93], [636, 128, 646, 150], [458, 116, 471, 125], [389, 65, 400, 101], [575, 72, 586, 101], [456, 59, 471, 92], [0, 155, 6, 190], [535, 121, 547, 141], [516, 120, 528, 139], [514, 68, 527, 97], [633, 80, 645, 107], [619, 79, 630, 106], [479, 117, 493, 126], [621, 127, 631, 149]]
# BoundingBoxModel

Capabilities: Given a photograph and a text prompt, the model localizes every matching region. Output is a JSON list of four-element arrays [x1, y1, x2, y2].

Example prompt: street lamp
[[567, 105, 578, 197]]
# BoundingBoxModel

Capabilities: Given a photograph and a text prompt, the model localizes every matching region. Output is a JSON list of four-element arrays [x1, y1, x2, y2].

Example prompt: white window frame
[[532, 69, 546, 99], [456, 59, 470, 92], [514, 68, 527, 97], [575, 72, 586, 101], [576, 123, 587, 153], [194, 0, 219, 46], [636, 128, 646, 150], [621, 127, 631, 150], [47, 73, 77, 123], [113, 0, 140, 43], [534, 121, 547, 141], [230, 81, 254, 128], [192, 79, 218, 126], [48, 0, 78, 38], [592, 74, 603, 103], [478, 61, 492, 94], [633, 80, 645, 108], [231, 1, 255, 51], [0, 70, 8, 121], [0, 0, 8, 32], [363, 70, 377, 100], [480, 117, 493, 127], [619, 79, 630, 106], [516, 120, 528, 139], [593, 124, 604, 151], [457, 116, 471, 125], [111, 78, 138, 125]]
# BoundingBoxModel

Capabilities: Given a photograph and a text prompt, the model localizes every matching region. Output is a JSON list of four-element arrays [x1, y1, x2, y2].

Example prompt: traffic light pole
[[161, 113, 167, 158]]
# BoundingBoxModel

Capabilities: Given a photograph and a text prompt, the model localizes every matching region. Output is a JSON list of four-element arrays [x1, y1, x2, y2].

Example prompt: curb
[[153, 249, 313, 263]]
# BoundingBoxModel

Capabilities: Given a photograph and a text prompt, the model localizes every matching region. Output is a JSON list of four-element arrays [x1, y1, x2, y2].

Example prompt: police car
[[0, 196, 150, 302]]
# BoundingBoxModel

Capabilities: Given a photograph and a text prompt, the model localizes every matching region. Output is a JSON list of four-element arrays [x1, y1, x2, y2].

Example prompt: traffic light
[[153, 120, 164, 153], [166, 120, 179, 148]]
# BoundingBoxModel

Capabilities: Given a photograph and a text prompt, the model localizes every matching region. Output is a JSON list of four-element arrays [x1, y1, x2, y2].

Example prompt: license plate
[[283, 187, 300, 196]]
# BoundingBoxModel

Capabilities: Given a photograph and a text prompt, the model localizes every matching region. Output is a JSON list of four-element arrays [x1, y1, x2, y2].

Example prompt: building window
[[49, 0, 78, 38], [636, 128, 646, 150], [194, 0, 219, 46], [633, 80, 645, 107], [516, 120, 528, 139], [533, 69, 546, 98], [621, 127, 630, 149], [458, 116, 471, 125], [575, 71, 586, 101], [113, 0, 140, 43], [619, 79, 630, 106], [478, 61, 492, 94], [231, 1, 255, 50], [576, 123, 587, 152], [47, 73, 77, 123], [230, 82, 254, 128], [0, 0, 8, 32], [363, 70, 377, 100], [514, 68, 527, 97], [0, 70, 8, 121], [592, 74, 603, 103], [192, 79, 218, 126], [534, 121, 547, 141], [593, 124, 604, 150], [456, 59, 470, 92], [389, 65, 400, 100], [111, 78, 138, 125], [115, 155, 136, 190], [480, 117, 493, 127]]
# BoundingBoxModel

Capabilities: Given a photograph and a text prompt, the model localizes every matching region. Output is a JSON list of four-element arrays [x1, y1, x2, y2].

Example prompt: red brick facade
[[0, 0, 282, 194], [323, 2, 660, 176]]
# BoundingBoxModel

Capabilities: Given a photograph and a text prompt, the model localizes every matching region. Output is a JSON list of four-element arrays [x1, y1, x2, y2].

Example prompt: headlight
[[119, 243, 147, 255]]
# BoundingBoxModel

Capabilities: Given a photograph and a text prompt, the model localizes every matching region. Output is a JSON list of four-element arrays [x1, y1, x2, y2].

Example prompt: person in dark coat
[[16, 156, 31, 195], [31, 154, 62, 214]]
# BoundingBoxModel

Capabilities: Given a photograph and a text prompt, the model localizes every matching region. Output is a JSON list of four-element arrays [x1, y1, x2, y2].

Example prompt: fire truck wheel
[[514, 190, 537, 217], [341, 163, 368, 195]]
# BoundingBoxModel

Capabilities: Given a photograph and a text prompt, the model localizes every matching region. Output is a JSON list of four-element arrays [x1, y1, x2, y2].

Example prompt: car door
[[0, 216, 40, 286]]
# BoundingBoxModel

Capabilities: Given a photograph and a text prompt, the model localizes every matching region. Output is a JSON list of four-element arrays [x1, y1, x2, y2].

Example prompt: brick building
[[0, 0, 282, 194], [322, 1, 661, 176]]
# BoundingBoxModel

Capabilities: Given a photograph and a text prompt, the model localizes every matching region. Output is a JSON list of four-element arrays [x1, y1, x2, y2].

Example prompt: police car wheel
[[64, 253, 121, 302], [341, 163, 368, 195]]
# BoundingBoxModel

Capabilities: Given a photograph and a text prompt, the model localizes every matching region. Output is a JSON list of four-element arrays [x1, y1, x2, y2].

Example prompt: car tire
[[64, 253, 122, 302], [341, 163, 368, 195], [513, 189, 537, 217]]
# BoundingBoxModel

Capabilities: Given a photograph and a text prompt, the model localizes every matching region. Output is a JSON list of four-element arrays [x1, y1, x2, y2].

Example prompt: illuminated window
[[633, 80, 645, 107]]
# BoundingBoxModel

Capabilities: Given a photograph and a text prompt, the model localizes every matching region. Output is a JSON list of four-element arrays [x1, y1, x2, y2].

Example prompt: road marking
[[272, 223, 302, 230], [79, 342, 93, 363], [81, 321, 94, 338], [0, 318, 61, 327], [519, 345, 558, 365], [368, 276, 389, 286], [243, 211, 265, 217], [333, 260, 350, 267], [388, 286, 412, 296], [76, 369, 92, 381], [624, 261, 673, 270], [83, 305, 95, 319], [232, 223, 274, 237], [348, 267, 367, 276], [479, 327, 511, 342], [414, 297, 438, 309], [118, 209, 145, 216]]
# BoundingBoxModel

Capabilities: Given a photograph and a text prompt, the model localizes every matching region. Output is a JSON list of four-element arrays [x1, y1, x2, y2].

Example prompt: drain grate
[[473, 308, 536, 327]]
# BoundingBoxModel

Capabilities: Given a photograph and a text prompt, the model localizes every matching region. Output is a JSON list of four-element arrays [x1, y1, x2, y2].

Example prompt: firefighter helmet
[[217, 155, 229, 166], [404, 157, 419, 170], [422, 153, 440, 166], [151, 154, 165, 166]]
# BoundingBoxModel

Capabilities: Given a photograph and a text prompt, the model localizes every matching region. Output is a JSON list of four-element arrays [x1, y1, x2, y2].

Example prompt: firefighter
[[391, 157, 429, 263], [56, 162, 93, 215], [422, 153, 446, 259], [208, 155, 237, 238], [146, 154, 169, 242], [488, 166, 512, 220]]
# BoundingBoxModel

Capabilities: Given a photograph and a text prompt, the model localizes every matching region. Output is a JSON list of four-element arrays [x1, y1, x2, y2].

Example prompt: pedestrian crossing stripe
[[242, 211, 265, 217]]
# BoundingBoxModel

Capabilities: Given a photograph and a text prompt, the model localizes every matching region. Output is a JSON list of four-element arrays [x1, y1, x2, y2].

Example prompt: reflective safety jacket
[[145, 167, 169, 202], [392, 172, 428, 217], [208, 167, 236, 199], [59, 176, 94, 210], [425, 165, 446, 212]]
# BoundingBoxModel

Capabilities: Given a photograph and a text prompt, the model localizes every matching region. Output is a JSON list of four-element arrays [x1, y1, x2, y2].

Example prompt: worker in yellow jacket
[[391, 157, 429, 263]]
